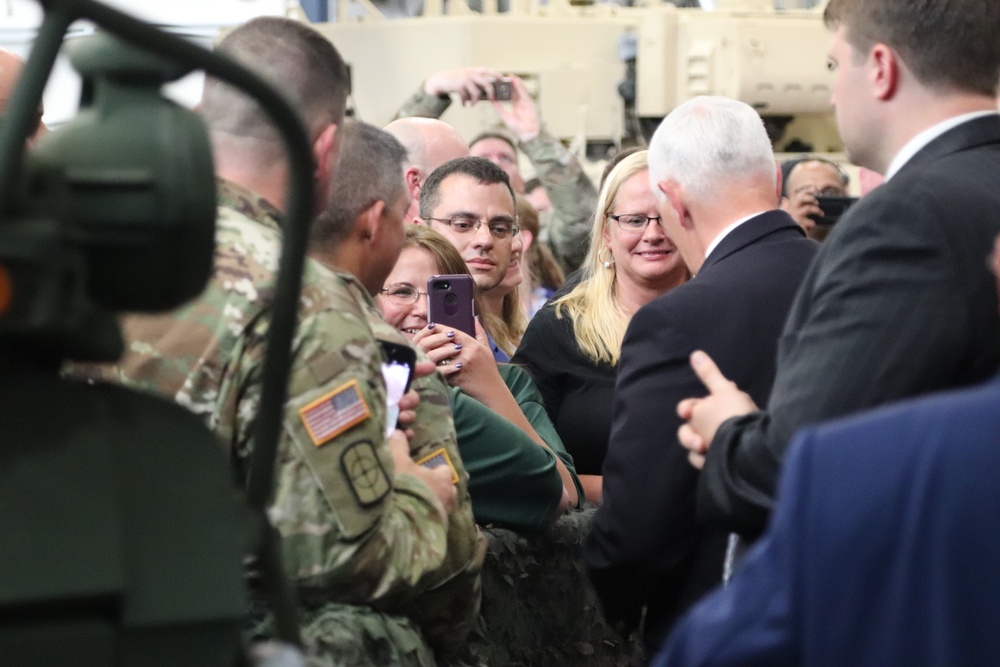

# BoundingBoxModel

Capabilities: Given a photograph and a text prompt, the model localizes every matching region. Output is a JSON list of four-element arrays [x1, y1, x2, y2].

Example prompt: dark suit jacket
[[700, 114, 1000, 537], [654, 375, 1000, 667], [585, 210, 817, 650]]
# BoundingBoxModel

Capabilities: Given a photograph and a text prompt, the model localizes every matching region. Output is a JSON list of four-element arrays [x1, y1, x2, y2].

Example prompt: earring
[[599, 248, 615, 269]]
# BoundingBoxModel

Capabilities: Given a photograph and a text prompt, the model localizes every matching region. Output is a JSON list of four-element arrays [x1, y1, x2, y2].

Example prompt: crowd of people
[[8, 0, 1000, 663]]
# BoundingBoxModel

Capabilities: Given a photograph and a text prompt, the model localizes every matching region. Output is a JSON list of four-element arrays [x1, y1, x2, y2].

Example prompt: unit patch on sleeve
[[299, 379, 371, 446], [340, 440, 391, 507]]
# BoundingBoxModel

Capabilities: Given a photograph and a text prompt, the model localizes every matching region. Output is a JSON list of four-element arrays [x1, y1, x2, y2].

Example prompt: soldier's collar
[[216, 178, 283, 231]]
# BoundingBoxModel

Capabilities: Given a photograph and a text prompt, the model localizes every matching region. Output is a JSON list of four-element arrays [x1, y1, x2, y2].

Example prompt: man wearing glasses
[[417, 157, 519, 361], [418, 156, 519, 293]]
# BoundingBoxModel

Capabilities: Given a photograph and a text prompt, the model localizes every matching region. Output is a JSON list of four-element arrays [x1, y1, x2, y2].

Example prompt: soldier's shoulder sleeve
[[519, 130, 598, 272], [359, 305, 487, 658], [393, 84, 453, 120], [269, 270, 451, 605]]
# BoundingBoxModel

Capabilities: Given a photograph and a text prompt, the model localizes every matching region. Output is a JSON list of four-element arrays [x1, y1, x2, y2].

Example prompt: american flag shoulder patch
[[415, 447, 459, 485], [299, 379, 371, 446]]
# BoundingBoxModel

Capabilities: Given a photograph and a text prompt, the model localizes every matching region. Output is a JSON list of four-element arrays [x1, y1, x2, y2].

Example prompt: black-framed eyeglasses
[[426, 215, 520, 240], [609, 213, 663, 232], [379, 283, 427, 304]]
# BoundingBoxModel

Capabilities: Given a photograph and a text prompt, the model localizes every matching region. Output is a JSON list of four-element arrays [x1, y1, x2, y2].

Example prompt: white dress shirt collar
[[884, 111, 999, 181]]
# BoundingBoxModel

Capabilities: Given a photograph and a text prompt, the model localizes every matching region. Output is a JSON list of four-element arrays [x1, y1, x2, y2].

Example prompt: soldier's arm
[[234, 305, 452, 606], [393, 66, 504, 120], [491, 76, 597, 272], [520, 130, 597, 272]]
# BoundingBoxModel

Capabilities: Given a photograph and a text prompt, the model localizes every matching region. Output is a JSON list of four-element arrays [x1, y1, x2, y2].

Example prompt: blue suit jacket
[[653, 374, 1000, 667]]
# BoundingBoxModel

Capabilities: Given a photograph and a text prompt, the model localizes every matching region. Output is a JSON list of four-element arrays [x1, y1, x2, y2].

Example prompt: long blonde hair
[[552, 150, 649, 366]]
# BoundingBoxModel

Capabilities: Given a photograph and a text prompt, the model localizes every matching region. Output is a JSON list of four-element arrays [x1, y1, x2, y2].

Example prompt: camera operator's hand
[[423, 66, 505, 105], [490, 75, 540, 143]]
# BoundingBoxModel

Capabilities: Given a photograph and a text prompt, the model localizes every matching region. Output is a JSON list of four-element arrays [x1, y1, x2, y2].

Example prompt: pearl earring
[[600, 248, 615, 269]]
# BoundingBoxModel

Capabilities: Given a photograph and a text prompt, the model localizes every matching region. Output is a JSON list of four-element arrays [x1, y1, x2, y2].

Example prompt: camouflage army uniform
[[355, 280, 487, 659], [85, 180, 480, 665], [395, 88, 598, 271]]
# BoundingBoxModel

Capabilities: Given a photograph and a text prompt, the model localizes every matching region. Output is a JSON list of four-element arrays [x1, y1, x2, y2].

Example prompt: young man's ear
[[870, 43, 900, 101], [312, 122, 340, 187]]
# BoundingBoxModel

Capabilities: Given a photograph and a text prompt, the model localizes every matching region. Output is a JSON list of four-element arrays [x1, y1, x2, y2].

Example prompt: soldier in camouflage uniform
[[394, 67, 598, 272], [74, 18, 481, 667], [310, 119, 487, 660]]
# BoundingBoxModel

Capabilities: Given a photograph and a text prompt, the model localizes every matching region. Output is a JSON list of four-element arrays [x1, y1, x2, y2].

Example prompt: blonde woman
[[512, 150, 688, 504]]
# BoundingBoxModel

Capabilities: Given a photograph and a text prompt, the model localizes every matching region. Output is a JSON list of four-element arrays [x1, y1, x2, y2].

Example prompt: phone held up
[[808, 195, 859, 227], [378, 340, 416, 433], [478, 77, 513, 101], [427, 274, 476, 337]]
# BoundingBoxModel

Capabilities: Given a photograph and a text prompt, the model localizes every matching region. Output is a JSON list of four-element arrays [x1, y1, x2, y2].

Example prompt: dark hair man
[[779, 157, 849, 239]]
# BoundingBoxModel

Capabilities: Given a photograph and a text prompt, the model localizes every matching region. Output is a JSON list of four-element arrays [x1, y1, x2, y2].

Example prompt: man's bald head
[[385, 117, 469, 176], [384, 117, 469, 222], [0, 48, 43, 139]]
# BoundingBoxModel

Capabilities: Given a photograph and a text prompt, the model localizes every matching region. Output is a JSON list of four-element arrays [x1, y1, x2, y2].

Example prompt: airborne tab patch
[[415, 447, 459, 485], [299, 379, 371, 446]]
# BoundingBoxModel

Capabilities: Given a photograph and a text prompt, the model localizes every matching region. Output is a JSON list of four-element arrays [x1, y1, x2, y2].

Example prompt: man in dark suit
[[677, 0, 1000, 539], [584, 96, 817, 652], [651, 235, 1000, 665]]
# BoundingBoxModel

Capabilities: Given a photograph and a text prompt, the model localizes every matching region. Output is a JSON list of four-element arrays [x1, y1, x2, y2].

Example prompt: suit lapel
[[700, 210, 805, 273]]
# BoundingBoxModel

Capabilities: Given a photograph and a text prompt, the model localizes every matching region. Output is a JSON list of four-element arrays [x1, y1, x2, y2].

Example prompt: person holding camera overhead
[[395, 66, 598, 272]]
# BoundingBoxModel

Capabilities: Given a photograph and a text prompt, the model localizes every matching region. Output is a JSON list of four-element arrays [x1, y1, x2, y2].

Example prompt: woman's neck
[[615, 270, 687, 320]]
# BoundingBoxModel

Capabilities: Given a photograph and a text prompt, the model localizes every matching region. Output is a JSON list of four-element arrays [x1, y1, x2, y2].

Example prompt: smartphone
[[809, 195, 859, 227], [427, 274, 476, 336], [379, 340, 416, 434], [492, 77, 514, 101], [379, 340, 417, 393]]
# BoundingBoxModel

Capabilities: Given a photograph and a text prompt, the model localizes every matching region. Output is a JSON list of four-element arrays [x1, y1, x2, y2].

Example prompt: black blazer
[[585, 210, 817, 651], [699, 114, 1000, 538]]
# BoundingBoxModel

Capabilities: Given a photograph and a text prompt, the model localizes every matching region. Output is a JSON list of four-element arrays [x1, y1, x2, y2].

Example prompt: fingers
[[398, 387, 420, 412], [677, 423, 706, 455], [687, 451, 706, 470], [689, 350, 735, 395], [388, 429, 412, 469], [678, 424, 707, 470], [677, 397, 697, 420], [413, 359, 436, 380]]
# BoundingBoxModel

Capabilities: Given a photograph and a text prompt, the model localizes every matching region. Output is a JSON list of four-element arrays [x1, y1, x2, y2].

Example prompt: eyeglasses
[[793, 185, 847, 197], [609, 214, 663, 232], [379, 283, 427, 305], [426, 216, 519, 240]]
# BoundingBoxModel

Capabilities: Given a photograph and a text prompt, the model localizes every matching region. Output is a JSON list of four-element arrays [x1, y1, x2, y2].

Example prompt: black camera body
[[809, 195, 859, 227]]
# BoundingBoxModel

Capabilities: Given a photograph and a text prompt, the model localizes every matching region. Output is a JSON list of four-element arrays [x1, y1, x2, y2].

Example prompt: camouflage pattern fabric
[[446, 506, 646, 667], [395, 87, 598, 271], [77, 180, 477, 660], [360, 297, 487, 659]]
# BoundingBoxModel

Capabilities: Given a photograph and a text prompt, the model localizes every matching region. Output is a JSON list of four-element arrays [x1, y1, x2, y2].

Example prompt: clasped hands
[[677, 350, 758, 469]]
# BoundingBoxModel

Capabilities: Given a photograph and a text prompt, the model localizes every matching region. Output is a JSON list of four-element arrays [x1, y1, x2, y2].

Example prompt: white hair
[[647, 96, 776, 201]]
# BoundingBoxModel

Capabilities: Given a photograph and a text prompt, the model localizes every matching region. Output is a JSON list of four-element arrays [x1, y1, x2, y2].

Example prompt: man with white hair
[[584, 96, 816, 653]]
